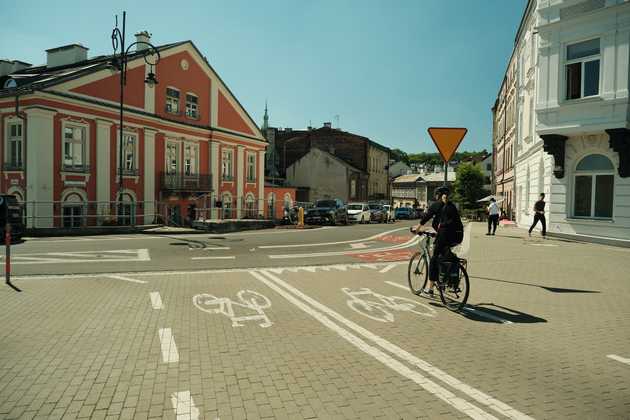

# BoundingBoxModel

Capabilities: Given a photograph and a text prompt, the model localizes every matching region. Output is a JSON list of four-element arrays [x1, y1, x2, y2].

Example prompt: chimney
[[0, 60, 32, 77], [46, 44, 88, 68], [135, 31, 151, 51], [323, 122, 332, 129]]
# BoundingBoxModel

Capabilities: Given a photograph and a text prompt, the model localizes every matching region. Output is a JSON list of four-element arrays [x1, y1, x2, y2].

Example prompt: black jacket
[[421, 200, 464, 245], [420, 200, 444, 231]]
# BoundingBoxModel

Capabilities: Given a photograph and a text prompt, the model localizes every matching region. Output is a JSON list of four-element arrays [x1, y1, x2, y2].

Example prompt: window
[[118, 193, 136, 226], [222, 194, 232, 219], [63, 125, 87, 170], [166, 88, 180, 114], [6, 122, 23, 169], [166, 142, 179, 174], [184, 144, 198, 176], [267, 193, 276, 219], [222, 149, 233, 181], [566, 38, 600, 100], [62, 193, 85, 228], [573, 154, 614, 218], [245, 195, 256, 218], [247, 153, 256, 182], [185, 94, 199, 119], [121, 133, 137, 175]]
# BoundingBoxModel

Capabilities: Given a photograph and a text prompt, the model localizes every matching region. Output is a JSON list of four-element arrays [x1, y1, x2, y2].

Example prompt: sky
[[1, 0, 527, 154]]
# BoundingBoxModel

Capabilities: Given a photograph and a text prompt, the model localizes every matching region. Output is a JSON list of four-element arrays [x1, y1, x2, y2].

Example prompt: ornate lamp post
[[111, 11, 160, 223]]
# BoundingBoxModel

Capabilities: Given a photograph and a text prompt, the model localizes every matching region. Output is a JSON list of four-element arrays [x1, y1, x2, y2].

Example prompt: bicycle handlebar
[[409, 227, 437, 237]]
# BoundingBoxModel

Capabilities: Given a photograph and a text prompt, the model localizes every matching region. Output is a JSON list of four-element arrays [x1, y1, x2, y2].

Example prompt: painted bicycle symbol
[[342, 287, 436, 322], [193, 290, 273, 328]]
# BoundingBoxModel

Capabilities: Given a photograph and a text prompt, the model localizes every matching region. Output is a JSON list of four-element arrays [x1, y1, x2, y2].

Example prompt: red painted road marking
[[350, 250, 413, 262], [377, 235, 411, 244]]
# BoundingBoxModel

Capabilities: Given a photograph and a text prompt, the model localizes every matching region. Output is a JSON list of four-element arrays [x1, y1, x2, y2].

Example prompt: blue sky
[[1, 0, 526, 153]]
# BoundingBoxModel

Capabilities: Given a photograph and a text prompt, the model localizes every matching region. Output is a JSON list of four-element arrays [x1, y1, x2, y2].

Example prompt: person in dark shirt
[[528, 193, 546, 237], [411, 186, 464, 296]]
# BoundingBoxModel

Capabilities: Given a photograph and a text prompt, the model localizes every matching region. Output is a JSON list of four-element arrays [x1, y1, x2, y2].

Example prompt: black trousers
[[429, 233, 450, 283], [487, 214, 499, 234], [529, 213, 546, 236]]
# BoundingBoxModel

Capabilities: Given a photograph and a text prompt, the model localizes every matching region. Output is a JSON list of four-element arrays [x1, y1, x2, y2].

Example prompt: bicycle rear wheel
[[438, 262, 469, 312], [407, 252, 428, 295]]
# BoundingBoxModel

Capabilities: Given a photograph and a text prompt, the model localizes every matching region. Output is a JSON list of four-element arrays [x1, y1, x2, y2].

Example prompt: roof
[[291, 147, 366, 174], [393, 174, 424, 184], [422, 172, 456, 183], [277, 125, 391, 153]]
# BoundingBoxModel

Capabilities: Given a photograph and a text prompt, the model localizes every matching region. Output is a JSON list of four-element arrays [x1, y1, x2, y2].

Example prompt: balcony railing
[[118, 168, 140, 176], [3, 162, 24, 171], [63, 164, 91, 173], [160, 172, 212, 192]]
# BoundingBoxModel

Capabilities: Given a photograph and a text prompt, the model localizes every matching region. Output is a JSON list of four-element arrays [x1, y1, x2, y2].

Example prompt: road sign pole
[[444, 161, 448, 185]]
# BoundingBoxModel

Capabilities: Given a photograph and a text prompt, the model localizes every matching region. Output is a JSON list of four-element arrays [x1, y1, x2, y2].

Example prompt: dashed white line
[[170, 390, 200, 419], [384, 280, 409, 291], [190, 247, 231, 251], [250, 270, 496, 419], [158, 328, 179, 363], [255, 269, 532, 420], [106, 275, 147, 284], [191, 256, 236, 260], [150, 292, 164, 309], [258, 226, 409, 249], [379, 263, 397, 273], [607, 354, 630, 365], [462, 307, 513, 325]]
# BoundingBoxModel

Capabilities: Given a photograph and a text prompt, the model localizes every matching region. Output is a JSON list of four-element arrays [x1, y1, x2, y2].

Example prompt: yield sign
[[427, 127, 468, 162]]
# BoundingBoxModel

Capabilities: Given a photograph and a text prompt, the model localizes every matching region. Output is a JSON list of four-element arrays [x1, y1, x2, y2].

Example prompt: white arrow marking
[[350, 242, 370, 249], [106, 275, 147, 284], [607, 354, 630, 365]]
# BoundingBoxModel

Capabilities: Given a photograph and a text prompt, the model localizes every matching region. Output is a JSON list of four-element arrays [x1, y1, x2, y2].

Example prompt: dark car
[[0, 195, 24, 241], [367, 204, 387, 223], [394, 207, 412, 220], [305, 199, 348, 225]]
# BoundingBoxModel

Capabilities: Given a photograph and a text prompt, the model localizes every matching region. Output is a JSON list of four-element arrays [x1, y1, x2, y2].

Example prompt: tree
[[390, 148, 410, 165], [453, 163, 486, 210]]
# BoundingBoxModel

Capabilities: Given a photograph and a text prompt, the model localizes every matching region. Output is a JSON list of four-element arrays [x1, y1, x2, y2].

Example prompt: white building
[[535, 0, 630, 242]]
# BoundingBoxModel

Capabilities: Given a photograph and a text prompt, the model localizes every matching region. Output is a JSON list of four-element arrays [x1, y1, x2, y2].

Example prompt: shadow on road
[[463, 302, 547, 324], [471, 275, 600, 294]]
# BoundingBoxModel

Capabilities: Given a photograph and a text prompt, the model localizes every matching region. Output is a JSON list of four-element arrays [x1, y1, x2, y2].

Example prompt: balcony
[[118, 168, 140, 177], [160, 172, 212, 192], [63, 164, 91, 173]]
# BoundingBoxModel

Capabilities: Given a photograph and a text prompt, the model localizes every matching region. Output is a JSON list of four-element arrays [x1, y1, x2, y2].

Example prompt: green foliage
[[390, 148, 410, 165], [406, 150, 488, 167], [453, 163, 486, 210]]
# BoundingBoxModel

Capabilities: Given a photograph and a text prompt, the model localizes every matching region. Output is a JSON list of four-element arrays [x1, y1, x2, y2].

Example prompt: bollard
[[4, 224, 20, 292], [297, 207, 305, 229]]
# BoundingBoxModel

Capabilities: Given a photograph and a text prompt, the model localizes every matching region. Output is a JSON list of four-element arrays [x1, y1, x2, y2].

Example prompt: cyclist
[[411, 186, 464, 296]]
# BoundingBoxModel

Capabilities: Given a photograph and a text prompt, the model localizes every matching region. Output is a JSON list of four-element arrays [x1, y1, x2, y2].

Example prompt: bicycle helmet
[[435, 185, 450, 197]]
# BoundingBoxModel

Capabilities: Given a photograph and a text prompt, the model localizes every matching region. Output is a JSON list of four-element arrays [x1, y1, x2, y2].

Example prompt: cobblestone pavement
[[1, 223, 629, 419]]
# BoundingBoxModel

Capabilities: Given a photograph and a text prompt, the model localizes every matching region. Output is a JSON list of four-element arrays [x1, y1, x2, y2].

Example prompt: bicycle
[[407, 230, 470, 312]]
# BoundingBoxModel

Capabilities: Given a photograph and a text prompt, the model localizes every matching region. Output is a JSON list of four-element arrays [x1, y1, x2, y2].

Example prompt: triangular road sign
[[427, 127, 468, 162]]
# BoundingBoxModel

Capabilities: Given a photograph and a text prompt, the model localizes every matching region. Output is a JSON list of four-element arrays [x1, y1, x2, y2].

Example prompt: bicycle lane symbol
[[342, 287, 437, 322], [193, 290, 273, 328]]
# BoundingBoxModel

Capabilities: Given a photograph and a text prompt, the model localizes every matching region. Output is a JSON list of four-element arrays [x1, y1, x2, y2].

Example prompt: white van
[[347, 203, 371, 224]]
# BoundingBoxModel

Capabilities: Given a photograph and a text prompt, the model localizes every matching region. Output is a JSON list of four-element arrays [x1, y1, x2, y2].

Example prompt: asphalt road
[[6, 221, 420, 277]]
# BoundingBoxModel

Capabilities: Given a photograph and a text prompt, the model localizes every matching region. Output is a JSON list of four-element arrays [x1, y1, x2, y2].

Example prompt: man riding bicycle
[[411, 186, 464, 296]]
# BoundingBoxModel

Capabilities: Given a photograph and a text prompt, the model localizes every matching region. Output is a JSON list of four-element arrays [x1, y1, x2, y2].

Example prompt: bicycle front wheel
[[438, 262, 470, 312], [407, 251, 428, 295]]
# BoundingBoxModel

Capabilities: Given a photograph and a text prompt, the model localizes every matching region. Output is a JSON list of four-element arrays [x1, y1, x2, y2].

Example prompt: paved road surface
[[1, 223, 629, 419]]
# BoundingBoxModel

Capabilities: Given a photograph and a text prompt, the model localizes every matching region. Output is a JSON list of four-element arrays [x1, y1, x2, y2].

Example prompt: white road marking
[[193, 290, 273, 328], [350, 242, 371, 249], [269, 236, 419, 259], [462, 307, 513, 325], [13, 261, 410, 281], [256, 269, 533, 420], [250, 271, 495, 419], [607, 354, 630, 365], [106, 275, 147, 284], [191, 256, 236, 260], [158, 328, 179, 363], [189, 246, 230, 251], [530, 243, 557, 247], [1, 249, 151, 265], [258, 226, 409, 249], [170, 391, 200, 420], [150, 292, 164, 309], [385, 280, 409, 291], [379, 263, 397, 273]]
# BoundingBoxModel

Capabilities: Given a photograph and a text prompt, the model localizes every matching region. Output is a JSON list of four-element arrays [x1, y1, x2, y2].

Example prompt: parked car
[[0, 194, 24, 242], [368, 204, 387, 223], [382, 204, 395, 222], [347, 203, 371, 224], [394, 207, 412, 220], [305, 199, 348, 225]]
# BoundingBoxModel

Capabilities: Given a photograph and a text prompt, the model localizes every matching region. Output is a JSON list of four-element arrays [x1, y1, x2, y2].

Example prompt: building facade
[[535, 0, 630, 241], [0, 37, 266, 228]]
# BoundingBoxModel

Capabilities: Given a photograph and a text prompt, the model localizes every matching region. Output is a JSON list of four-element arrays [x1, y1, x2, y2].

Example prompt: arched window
[[118, 193, 136, 226], [245, 194, 256, 219], [573, 154, 614, 218], [222, 193, 232, 219], [267, 193, 276, 219], [63, 192, 85, 228]]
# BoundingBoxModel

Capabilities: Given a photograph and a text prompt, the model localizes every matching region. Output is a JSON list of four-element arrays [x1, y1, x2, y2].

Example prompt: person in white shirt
[[486, 198, 500, 236]]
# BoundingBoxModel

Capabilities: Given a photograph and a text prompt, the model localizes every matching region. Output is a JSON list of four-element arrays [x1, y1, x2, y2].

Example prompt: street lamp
[[111, 11, 160, 223]]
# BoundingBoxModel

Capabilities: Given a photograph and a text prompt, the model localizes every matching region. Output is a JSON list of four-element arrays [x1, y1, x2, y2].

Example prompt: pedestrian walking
[[486, 198, 500, 236], [529, 193, 546, 237]]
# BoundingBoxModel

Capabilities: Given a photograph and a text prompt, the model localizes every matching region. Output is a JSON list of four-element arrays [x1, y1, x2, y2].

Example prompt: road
[[6, 222, 419, 276], [1, 222, 629, 419]]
